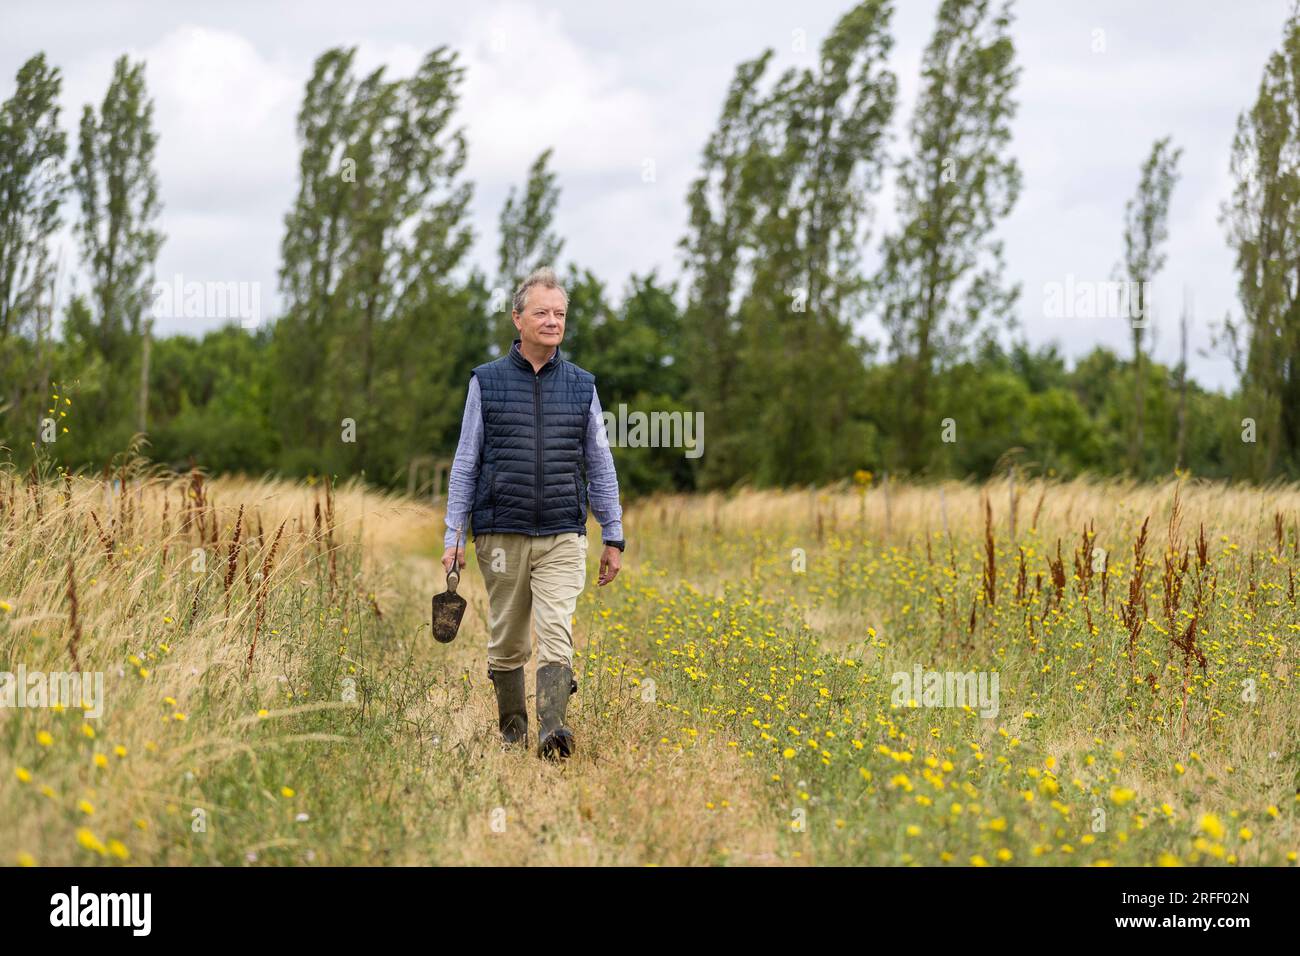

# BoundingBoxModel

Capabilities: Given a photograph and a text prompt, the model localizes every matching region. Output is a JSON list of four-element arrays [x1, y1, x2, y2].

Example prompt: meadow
[[1, 459, 1296, 866]]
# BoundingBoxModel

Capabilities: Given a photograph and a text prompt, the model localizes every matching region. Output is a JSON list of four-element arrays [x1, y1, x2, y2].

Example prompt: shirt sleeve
[[444, 376, 483, 550], [584, 386, 624, 543]]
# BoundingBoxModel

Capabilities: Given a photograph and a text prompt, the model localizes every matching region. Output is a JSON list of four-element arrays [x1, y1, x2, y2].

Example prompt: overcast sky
[[3, 0, 1291, 391]]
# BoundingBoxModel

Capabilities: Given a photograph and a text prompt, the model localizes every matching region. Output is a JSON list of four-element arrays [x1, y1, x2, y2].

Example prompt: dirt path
[[368, 508, 787, 865]]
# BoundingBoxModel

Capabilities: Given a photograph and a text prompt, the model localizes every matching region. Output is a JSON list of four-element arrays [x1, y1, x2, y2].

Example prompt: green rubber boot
[[488, 666, 528, 746], [536, 662, 577, 760]]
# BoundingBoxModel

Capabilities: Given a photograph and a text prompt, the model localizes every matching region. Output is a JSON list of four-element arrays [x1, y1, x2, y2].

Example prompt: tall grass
[[1, 457, 772, 864], [611, 475, 1300, 865], [3, 463, 1296, 865]]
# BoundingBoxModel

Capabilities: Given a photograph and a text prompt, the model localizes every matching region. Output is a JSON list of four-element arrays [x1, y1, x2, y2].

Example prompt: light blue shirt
[[444, 375, 624, 549]]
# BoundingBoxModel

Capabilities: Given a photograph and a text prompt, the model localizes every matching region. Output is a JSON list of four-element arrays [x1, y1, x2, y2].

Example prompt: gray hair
[[512, 266, 568, 314]]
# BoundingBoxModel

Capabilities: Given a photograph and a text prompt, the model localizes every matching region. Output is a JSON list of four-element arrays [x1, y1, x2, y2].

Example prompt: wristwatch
[[604, 539, 626, 552]]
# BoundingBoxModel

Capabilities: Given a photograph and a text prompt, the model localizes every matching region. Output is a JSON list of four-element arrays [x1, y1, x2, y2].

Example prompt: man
[[441, 266, 625, 760]]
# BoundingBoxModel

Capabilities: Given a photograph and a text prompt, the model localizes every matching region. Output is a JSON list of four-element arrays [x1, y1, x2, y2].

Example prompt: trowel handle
[[446, 525, 464, 593]]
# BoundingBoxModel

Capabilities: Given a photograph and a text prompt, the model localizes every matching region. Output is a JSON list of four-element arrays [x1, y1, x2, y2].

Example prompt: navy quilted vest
[[470, 340, 595, 538]]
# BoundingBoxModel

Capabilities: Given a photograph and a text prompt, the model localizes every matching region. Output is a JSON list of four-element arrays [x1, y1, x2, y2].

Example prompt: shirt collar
[[509, 338, 561, 373]]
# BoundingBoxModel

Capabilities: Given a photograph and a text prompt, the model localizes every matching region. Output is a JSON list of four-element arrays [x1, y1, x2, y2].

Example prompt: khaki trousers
[[475, 531, 587, 672]]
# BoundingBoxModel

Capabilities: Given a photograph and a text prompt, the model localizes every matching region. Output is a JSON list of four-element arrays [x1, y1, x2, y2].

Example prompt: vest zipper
[[534, 370, 543, 532]]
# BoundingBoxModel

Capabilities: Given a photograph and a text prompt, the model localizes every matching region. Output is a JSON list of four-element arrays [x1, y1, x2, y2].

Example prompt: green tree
[[495, 148, 564, 351], [0, 54, 66, 343], [556, 271, 689, 495], [1122, 136, 1181, 475], [68, 54, 163, 459], [1221, 8, 1300, 477], [682, 0, 897, 487], [584, 270, 684, 402], [0, 53, 68, 445], [875, 0, 1022, 474], [275, 46, 476, 484], [555, 263, 610, 372], [677, 51, 769, 487], [147, 325, 278, 473]]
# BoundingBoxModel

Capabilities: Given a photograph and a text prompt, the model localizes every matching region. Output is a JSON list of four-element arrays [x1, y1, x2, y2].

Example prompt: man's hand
[[598, 545, 621, 586], [441, 545, 466, 575]]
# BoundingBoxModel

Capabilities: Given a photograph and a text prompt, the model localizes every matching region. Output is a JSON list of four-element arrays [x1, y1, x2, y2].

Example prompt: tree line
[[2, 0, 1300, 495]]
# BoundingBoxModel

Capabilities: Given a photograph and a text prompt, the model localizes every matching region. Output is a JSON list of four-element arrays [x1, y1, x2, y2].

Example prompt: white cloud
[[143, 26, 299, 211], [1, 0, 1293, 388]]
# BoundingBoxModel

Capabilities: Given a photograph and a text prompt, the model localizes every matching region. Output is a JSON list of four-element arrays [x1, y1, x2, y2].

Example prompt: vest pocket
[[573, 473, 583, 524]]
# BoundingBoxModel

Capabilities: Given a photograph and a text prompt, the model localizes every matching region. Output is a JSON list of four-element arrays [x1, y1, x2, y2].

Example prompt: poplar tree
[[875, 0, 1022, 474], [1221, 8, 1300, 476], [1122, 136, 1181, 475], [68, 54, 162, 453], [682, 0, 897, 486], [678, 50, 771, 487], [276, 46, 475, 480], [0, 54, 66, 343], [0, 53, 67, 428], [495, 148, 564, 351]]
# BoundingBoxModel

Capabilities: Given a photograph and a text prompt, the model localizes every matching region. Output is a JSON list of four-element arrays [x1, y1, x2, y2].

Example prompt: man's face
[[513, 285, 566, 351]]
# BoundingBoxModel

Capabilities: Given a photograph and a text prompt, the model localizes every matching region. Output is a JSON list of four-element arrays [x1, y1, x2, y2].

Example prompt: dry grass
[[628, 476, 1300, 551], [2, 466, 1296, 866], [0, 459, 782, 865]]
